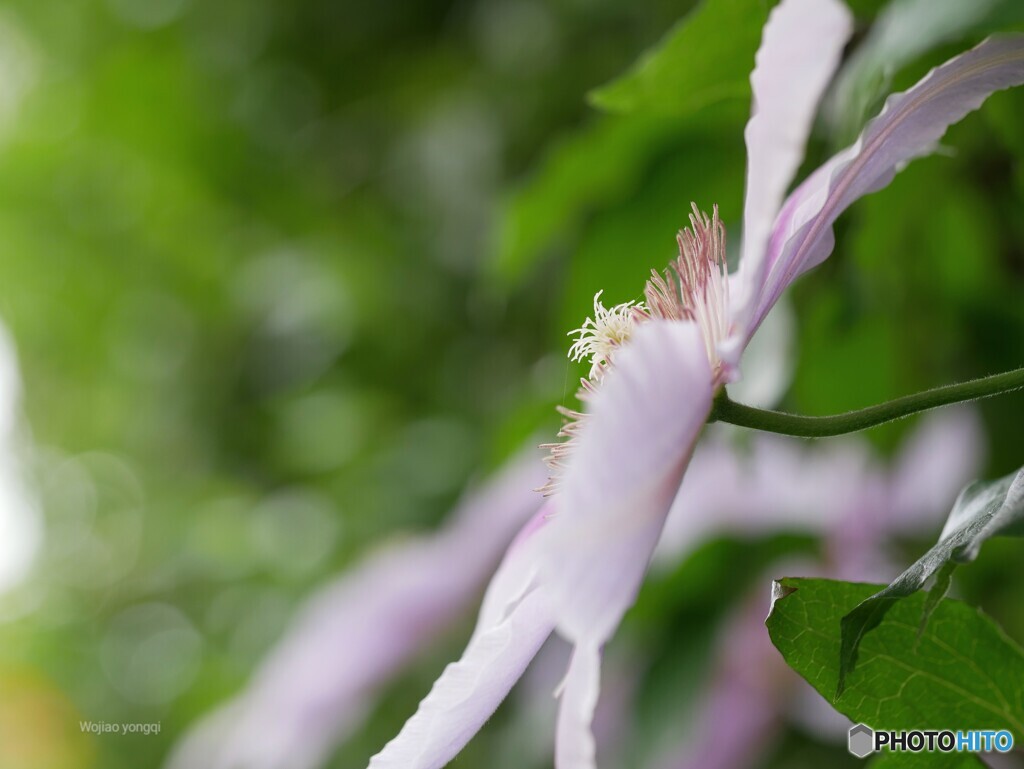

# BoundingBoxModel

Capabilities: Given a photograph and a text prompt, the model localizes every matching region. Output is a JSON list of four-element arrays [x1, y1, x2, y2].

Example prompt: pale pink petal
[[747, 35, 1024, 334], [537, 321, 713, 769], [368, 588, 555, 769], [887, 407, 985, 533], [354, 321, 711, 769], [555, 643, 602, 769], [540, 320, 714, 645], [731, 0, 852, 346], [506, 637, 637, 767], [365, 501, 556, 769], [476, 504, 554, 631], [167, 453, 545, 769]]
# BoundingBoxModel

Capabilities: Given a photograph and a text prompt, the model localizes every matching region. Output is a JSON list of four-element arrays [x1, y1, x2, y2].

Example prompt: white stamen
[[566, 290, 646, 381]]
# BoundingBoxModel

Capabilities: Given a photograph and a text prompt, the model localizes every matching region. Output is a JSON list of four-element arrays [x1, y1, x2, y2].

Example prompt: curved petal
[[167, 454, 545, 769], [732, 0, 852, 340], [368, 505, 557, 769], [747, 34, 1024, 335], [555, 643, 602, 769], [368, 589, 555, 769], [540, 320, 714, 646], [534, 321, 712, 769]]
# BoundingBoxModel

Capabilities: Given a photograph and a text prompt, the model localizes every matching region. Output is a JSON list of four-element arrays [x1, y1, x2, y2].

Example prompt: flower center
[[564, 204, 729, 383], [541, 203, 728, 495]]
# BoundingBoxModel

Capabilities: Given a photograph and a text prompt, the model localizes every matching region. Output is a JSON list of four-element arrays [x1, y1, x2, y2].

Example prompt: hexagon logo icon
[[848, 723, 875, 758]]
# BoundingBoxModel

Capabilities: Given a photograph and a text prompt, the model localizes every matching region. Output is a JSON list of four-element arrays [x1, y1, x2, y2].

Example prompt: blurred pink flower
[[369, 1, 1024, 766], [165, 452, 546, 769], [657, 407, 985, 569], [651, 409, 984, 769]]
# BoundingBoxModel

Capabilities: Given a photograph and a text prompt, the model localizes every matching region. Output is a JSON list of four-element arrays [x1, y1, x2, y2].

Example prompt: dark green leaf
[[767, 578, 1024, 735]]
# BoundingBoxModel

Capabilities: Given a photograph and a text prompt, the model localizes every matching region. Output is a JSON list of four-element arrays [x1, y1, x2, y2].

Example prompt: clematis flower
[[169, 304, 794, 769], [369, 1, 1024, 766]]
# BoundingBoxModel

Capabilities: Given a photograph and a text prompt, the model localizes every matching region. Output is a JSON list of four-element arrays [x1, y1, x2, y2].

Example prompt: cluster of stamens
[[566, 290, 647, 381], [540, 203, 729, 495], [644, 203, 729, 374]]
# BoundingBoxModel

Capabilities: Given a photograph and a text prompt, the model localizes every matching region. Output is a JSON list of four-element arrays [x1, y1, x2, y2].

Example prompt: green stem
[[710, 367, 1024, 438]]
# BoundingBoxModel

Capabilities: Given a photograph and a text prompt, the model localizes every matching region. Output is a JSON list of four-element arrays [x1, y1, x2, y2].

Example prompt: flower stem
[[710, 367, 1024, 438]]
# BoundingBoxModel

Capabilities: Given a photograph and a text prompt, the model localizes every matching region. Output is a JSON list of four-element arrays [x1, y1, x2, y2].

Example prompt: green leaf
[[839, 468, 1024, 694], [588, 0, 774, 115], [767, 578, 1024, 737]]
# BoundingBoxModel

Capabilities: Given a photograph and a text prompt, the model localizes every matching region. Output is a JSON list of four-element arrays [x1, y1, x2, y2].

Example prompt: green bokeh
[[0, 1, 1021, 768]]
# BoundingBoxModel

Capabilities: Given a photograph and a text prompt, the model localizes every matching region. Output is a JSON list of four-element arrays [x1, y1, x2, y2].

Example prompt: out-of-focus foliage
[[0, 0, 1022, 768], [825, 0, 1024, 145], [493, 113, 684, 284], [587, 0, 771, 115], [827, 0, 1024, 145]]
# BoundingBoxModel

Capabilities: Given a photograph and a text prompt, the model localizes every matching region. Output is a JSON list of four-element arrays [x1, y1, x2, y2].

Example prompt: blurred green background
[[0, 0, 1022, 768]]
